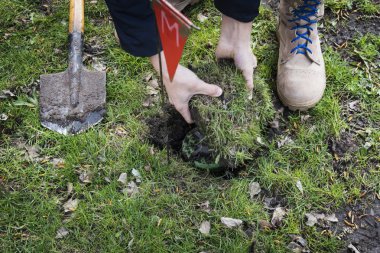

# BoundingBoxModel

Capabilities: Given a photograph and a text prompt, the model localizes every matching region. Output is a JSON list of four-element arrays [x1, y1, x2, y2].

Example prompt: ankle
[[219, 15, 252, 49]]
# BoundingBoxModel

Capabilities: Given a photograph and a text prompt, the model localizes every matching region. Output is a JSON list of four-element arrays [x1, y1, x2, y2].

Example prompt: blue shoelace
[[289, 0, 321, 55]]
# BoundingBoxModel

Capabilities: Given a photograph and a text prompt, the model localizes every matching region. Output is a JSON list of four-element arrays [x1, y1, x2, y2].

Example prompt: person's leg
[[277, 0, 326, 110], [214, 0, 261, 99], [105, 0, 222, 123], [214, 0, 261, 23], [105, 0, 158, 57]]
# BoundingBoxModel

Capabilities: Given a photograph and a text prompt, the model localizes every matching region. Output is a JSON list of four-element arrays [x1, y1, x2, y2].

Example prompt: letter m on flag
[[152, 0, 196, 81]]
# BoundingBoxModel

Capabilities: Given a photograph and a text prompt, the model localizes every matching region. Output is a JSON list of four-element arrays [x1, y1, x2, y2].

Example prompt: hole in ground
[[145, 105, 245, 177]]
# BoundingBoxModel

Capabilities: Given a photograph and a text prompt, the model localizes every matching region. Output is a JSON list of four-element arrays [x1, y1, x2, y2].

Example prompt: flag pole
[[154, 4, 171, 165]]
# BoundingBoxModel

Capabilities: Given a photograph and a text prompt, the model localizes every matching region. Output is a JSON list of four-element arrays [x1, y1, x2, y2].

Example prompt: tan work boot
[[277, 0, 326, 110]]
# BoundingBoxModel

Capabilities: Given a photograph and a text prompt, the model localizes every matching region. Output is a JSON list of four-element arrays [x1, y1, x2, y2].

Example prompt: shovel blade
[[40, 68, 106, 135]]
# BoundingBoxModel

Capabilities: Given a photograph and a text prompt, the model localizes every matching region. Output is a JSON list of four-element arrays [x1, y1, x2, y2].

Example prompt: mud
[[332, 195, 380, 253], [146, 105, 194, 152], [328, 131, 359, 172]]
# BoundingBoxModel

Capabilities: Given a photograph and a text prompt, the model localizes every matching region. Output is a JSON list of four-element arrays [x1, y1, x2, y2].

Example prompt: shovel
[[40, 0, 106, 135]]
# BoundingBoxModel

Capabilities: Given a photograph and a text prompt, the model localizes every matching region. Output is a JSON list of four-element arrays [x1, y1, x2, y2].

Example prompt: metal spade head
[[40, 67, 106, 135]]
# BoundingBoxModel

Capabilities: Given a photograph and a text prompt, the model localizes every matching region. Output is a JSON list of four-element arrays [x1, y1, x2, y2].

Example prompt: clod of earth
[[183, 59, 274, 169]]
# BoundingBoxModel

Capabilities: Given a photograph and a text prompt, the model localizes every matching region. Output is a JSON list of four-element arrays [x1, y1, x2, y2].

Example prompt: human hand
[[216, 15, 257, 99], [150, 53, 223, 123]]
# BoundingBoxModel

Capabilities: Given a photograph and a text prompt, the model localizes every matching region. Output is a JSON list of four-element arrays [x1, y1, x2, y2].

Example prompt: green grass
[[1, 0, 379, 252]]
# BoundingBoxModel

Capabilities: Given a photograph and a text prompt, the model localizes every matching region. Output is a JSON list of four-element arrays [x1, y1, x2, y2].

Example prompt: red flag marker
[[152, 0, 197, 81]]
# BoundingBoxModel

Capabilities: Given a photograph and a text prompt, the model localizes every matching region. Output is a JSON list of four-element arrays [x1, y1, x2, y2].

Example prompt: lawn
[[0, 0, 379, 252]]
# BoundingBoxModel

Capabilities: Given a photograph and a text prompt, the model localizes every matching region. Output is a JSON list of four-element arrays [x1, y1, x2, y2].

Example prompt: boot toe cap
[[277, 69, 326, 110]]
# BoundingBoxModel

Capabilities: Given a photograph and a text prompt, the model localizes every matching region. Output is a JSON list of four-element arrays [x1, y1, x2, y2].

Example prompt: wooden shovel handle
[[69, 0, 84, 33]]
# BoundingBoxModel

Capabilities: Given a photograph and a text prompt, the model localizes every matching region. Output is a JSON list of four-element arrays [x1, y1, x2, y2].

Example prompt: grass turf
[[0, 0, 379, 252]]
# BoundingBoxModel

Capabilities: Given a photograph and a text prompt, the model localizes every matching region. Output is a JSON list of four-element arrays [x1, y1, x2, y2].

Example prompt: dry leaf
[[0, 113, 8, 121], [197, 13, 208, 23], [256, 136, 265, 145], [199, 221, 211, 235], [277, 136, 294, 148], [301, 115, 311, 123], [132, 168, 142, 183], [144, 165, 151, 172], [198, 201, 211, 214], [144, 72, 153, 82], [79, 170, 92, 184], [271, 207, 287, 227], [118, 173, 128, 185], [148, 79, 159, 89], [26, 145, 40, 160], [142, 98, 152, 107], [122, 181, 139, 197], [51, 158, 65, 168], [296, 180, 304, 194], [287, 242, 303, 253], [287, 235, 310, 253], [263, 197, 281, 210], [221, 217, 242, 228], [67, 182, 73, 196], [258, 220, 273, 230], [249, 182, 261, 199], [92, 60, 106, 72], [146, 86, 159, 95], [348, 100, 360, 111], [347, 243, 360, 253], [305, 213, 318, 227], [270, 119, 280, 129], [325, 214, 338, 223], [55, 227, 69, 239], [0, 90, 15, 99], [114, 126, 128, 137], [63, 198, 79, 213], [314, 213, 326, 220]]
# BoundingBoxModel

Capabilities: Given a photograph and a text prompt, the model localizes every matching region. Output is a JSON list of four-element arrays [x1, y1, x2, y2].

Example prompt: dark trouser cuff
[[214, 0, 261, 23], [105, 0, 159, 57]]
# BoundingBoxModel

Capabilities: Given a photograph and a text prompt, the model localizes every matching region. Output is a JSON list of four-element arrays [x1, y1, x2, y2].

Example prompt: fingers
[[195, 80, 223, 97], [174, 103, 194, 124]]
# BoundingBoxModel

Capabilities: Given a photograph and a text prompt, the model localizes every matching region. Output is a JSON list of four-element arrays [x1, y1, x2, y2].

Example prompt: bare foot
[[216, 15, 257, 99]]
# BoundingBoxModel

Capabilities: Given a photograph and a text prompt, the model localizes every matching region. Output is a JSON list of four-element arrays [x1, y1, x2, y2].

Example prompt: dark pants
[[105, 0, 261, 57]]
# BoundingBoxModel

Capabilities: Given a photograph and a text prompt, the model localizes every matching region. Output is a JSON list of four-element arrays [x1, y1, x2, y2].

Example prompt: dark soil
[[146, 105, 193, 152], [328, 131, 359, 172], [332, 194, 380, 253]]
